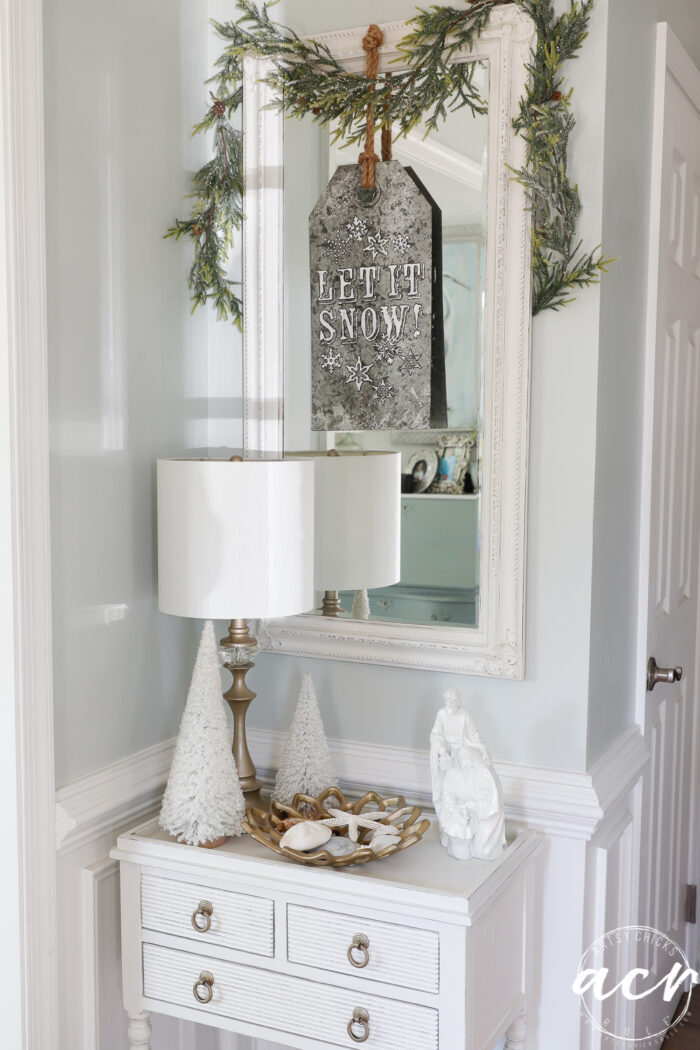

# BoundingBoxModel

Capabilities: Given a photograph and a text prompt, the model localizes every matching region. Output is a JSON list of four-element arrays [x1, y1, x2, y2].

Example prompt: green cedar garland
[[165, 95, 245, 326], [168, 0, 612, 324]]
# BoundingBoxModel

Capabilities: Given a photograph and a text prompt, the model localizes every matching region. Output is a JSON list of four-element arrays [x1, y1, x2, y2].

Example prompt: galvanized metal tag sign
[[309, 160, 445, 431]]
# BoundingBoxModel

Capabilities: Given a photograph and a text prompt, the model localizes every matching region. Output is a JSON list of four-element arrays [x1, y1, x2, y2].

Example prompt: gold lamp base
[[321, 590, 345, 617], [220, 619, 263, 811]]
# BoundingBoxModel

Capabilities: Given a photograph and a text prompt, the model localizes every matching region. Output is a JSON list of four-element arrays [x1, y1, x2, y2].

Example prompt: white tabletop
[[114, 817, 540, 925]]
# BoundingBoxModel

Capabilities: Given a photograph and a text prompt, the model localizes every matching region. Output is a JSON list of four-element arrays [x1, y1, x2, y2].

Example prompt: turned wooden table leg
[[127, 1010, 151, 1050], [505, 1009, 527, 1050]]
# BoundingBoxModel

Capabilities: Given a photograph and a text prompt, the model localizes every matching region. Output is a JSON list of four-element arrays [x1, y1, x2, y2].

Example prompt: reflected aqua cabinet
[[342, 496, 480, 626]]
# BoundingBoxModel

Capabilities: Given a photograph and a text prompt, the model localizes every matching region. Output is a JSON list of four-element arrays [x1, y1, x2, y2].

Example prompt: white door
[[635, 23, 700, 1046]]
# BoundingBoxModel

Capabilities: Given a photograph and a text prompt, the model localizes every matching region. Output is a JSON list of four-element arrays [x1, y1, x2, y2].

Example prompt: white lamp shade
[[286, 451, 401, 592], [157, 458, 315, 620]]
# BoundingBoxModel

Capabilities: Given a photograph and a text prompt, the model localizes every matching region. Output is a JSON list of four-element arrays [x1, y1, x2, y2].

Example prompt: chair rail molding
[[57, 724, 648, 850], [55, 739, 176, 856], [247, 723, 648, 841], [0, 0, 59, 1046]]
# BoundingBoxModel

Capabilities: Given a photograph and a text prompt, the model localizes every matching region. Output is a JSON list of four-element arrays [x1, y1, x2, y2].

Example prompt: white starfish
[[319, 809, 390, 843]]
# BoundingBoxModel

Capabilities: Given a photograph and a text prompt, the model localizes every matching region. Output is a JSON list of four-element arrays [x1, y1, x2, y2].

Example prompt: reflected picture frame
[[428, 433, 476, 494], [408, 448, 439, 493]]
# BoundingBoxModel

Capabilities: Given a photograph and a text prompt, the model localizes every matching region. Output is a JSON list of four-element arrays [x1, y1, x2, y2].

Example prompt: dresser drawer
[[141, 873, 273, 957], [287, 904, 439, 994], [143, 943, 438, 1050]]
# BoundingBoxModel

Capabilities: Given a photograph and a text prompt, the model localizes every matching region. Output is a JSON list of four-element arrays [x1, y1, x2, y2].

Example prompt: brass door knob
[[191, 900, 213, 932], [193, 971, 214, 1004], [647, 656, 683, 692], [347, 933, 370, 968], [347, 1007, 370, 1043]]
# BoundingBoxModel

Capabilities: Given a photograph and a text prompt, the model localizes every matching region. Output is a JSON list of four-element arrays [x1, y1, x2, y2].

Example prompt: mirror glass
[[284, 60, 488, 629]]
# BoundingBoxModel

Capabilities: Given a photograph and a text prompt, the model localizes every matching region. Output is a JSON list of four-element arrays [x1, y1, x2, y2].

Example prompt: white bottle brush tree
[[274, 672, 338, 805], [160, 620, 246, 845], [351, 588, 371, 620]]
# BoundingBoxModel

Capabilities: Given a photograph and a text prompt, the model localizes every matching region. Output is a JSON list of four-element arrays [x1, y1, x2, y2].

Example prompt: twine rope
[[358, 24, 392, 190]]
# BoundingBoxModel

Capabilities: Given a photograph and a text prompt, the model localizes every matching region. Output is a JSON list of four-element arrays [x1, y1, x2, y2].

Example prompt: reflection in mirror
[[284, 60, 488, 630]]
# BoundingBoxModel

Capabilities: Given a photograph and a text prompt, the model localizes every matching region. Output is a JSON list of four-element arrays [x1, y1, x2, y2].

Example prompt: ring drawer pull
[[347, 933, 370, 968], [347, 1007, 370, 1043], [191, 900, 213, 933], [193, 971, 214, 1004]]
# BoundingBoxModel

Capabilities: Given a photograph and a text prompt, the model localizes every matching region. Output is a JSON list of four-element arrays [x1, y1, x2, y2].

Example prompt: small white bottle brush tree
[[160, 620, 245, 846], [351, 588, 371, 620], [274, 671, 338, 805]]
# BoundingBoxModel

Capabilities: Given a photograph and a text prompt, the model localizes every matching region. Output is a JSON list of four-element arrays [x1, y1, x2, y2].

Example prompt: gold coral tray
[[243, 788, 430, 868]]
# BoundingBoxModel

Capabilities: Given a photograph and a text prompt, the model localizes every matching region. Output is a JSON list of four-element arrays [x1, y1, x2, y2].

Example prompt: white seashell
[[370, 833, 401, 854], [280, 821, 332, 852], [312, 836, 357, 857]]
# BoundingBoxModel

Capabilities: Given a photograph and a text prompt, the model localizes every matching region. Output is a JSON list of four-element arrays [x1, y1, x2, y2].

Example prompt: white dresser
[[112, 819, 540, 1050]]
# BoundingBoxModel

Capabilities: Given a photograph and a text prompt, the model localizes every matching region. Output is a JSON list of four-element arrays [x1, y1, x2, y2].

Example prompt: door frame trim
[[0, 0, 59, 1045]]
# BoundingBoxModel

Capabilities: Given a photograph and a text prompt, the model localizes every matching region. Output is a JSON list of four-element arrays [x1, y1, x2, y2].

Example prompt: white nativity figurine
[[430, 688, 506, 862], [159, 620, 246, 848]]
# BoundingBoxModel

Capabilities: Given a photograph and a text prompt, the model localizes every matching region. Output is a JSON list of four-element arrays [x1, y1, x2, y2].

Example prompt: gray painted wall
[[46, 0, 700, 785], [44, 0, 212, 787]]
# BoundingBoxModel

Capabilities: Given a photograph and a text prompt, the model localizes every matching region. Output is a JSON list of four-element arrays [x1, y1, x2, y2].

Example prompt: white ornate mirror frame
[[243, 9, 535, 678]]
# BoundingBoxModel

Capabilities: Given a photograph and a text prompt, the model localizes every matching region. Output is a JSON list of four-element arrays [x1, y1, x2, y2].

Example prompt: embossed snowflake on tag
[[321, 348, 341, 374], [372, 377, 396, 405], [392, 234, 412, 255], [345, 357, 374, 391], [324, 233, 349, 265], [363, 229, 389, 260], [345, 217, 368, 242], [398, 349, 423, 378], [373, 336, 402, 366]]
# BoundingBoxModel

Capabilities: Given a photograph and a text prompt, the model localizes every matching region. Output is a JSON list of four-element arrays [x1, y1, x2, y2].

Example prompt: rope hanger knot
[[362, 23, 384, 56]]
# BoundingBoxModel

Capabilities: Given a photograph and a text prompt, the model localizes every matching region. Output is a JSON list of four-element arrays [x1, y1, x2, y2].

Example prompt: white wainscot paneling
[[579, 781, 642, 1050], [55, 726, 647, 1050]]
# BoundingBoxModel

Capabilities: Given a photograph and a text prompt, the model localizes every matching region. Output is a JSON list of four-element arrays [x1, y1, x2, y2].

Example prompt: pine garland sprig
[[165, 95, 244, 327], [213, 0, 488, 145], [509, 0, 614, 311], [169, 0, 612, 323]]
